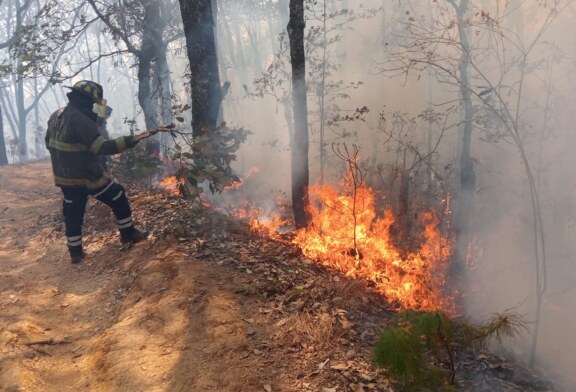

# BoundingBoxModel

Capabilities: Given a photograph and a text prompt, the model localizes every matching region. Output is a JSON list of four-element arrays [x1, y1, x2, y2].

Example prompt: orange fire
[[159, 176, 184, 195], [225, 167, 261, 191], [248, 175, 453, 311]]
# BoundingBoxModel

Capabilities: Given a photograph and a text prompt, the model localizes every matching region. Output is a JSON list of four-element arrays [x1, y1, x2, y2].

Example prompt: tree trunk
[[398, 148, 410, 245], [287, 0, 310, 229], [157, 46, 172, 126], [0, 89, 18, 140], [451, 0, 475, 293], [179, 0, 222, 137], [138, 0, 163, 153], [16, 77, 28, 160], [0, 102, 8, 165], [318, 0, 327, 184], [156, 40, 172, 154], [33, 77, 43, 157]]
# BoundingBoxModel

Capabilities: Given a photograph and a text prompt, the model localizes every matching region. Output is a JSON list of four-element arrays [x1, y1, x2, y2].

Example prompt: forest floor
[[0, 160, 559, 392]]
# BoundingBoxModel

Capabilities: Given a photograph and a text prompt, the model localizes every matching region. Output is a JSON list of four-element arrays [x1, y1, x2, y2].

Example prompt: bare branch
[[86, 0, 140, 55]]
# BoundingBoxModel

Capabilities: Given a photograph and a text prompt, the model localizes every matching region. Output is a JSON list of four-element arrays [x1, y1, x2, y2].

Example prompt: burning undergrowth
[[187, 165, 456, 313], [153, 142, 454, 312], [158, 175, 185, 195], [75, 164, 551, 392]]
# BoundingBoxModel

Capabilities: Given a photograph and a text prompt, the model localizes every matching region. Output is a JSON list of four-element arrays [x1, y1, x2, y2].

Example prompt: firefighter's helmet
[[64, 80, 104, 104]]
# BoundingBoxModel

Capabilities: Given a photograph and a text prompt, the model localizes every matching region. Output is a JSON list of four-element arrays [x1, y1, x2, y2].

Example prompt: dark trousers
[[61, 182, 134, 256]]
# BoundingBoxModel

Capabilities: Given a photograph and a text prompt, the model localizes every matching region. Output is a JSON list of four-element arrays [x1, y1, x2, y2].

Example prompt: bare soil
[[0, 161, 389, 392], [0, 161, 558, 392]]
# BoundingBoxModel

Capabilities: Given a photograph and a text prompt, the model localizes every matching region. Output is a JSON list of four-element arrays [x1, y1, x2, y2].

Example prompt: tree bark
[[16, 77, 28, 160], [156, 39, 172, 154], [88, 0, 171, 154], [179, 0, 222, 137], [0, 102, 8, 165], [287, 0, 310, 229], [138, 0, 163, 153], [450, 0, 475, 293], [0, 89, 18, 140]]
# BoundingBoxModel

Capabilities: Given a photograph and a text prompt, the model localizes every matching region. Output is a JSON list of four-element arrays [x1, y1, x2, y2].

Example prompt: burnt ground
[[0, 160, 558, 392]]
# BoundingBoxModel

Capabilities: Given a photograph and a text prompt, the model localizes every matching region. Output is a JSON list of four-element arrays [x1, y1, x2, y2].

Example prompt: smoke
[[209, 0, 576, 388], [6, 0, 576, 386]]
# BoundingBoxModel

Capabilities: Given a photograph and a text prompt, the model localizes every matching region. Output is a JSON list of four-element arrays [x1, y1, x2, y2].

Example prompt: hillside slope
[[0, 161, 555, 392]]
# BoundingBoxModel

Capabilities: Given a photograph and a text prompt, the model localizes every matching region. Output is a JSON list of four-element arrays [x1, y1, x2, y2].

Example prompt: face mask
[[92, 99, 108, 119]]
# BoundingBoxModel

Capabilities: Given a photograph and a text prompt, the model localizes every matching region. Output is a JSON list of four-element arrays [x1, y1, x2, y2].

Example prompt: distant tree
[[216, 0, 287, 86], [1, 0, 94, 161], [1, 0, 39, 160], [304, 0, 380, 183], [379, 0, 570, 366], [287, 0, 310, 228], [87, 0, 179, 152], [248, 0, 379, 187], [0, 102, 6, 165], [447, 0, 475, 293], [0, 10, 9, 165], [178, 0, 222, 137]]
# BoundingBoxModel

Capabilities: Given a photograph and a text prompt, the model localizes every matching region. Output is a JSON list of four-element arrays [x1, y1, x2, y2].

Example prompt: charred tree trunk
[[398, 149, 410, 246], [287, 0, 310, 228], [179, 0, 222, 137], [0, 102, 7, 165]]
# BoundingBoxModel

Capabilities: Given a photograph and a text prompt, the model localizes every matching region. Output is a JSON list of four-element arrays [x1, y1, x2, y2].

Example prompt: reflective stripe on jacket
[[45, 103, 130, 189]]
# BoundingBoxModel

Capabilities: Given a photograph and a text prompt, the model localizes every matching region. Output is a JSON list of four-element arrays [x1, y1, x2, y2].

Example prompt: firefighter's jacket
[[45, 103, 131, 189]]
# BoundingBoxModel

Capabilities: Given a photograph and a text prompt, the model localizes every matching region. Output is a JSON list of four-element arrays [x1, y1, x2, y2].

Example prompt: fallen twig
[[25, 338, 72, 346], [30, 346, 52, 356]]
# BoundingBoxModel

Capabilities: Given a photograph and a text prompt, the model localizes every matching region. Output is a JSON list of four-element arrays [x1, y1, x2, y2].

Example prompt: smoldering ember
[[0, 0, 574, 391]]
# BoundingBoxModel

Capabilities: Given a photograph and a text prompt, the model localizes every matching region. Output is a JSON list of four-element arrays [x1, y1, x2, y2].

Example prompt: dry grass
[[272, 312, 337, 349]]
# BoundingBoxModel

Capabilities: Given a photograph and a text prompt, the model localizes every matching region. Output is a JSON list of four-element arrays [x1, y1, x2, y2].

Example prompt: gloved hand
[[125, 135, 140, 149]]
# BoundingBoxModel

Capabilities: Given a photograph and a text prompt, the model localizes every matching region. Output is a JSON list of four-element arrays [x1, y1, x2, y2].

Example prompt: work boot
[[120, 227, 149, 244], [70, 251, 85, 264]]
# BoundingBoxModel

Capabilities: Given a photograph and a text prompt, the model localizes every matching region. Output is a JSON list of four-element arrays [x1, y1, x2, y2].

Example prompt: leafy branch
[[373, 310, 527, 390], [165, 118, 251, 197]]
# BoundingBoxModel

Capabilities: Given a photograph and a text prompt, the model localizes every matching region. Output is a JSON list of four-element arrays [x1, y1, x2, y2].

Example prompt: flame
[[232, 194, 292, 232], [225, 167, 261, 191], [159, 176, 184, 195], [248, 175, 454, 312]]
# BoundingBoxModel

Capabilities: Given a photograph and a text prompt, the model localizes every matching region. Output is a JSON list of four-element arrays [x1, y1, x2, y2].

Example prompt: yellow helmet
[[64, 80, 104, 104]]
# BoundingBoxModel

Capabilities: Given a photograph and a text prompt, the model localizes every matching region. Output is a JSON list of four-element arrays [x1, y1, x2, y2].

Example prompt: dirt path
[[1, 161, 559, 392], [0, 161, 302, 391]]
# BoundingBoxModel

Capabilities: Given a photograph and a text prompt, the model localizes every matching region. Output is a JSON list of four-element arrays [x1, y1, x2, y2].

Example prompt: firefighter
[[46, 80, 147, 263], [96, 105, 113, 170]]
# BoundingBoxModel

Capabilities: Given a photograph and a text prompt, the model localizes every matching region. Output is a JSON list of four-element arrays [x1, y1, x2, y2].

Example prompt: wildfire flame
[[158, 165, 453, 311], [159, 176, 184, 195], [248, 175, 453, 311], [225, 167, 261, 191]]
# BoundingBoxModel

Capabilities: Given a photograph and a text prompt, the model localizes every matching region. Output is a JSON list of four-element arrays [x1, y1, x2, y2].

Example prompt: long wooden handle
[[133, 123, 176, 141]]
